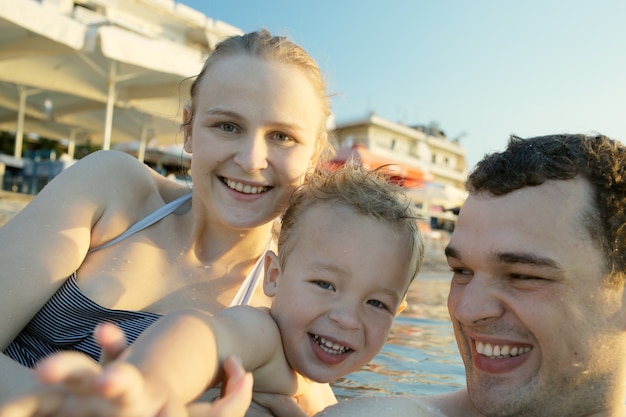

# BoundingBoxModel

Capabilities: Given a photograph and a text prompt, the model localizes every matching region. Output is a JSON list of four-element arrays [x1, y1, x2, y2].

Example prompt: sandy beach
[[0, 190, 33, 227]]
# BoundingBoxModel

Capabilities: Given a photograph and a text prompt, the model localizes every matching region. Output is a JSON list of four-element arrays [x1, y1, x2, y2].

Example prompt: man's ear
[[263, 251, 281, 297], [396, 296, 408, 317]]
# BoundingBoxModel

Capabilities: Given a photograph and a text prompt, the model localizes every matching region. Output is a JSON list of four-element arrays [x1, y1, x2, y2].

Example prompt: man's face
[[446, 178, 626, 416]]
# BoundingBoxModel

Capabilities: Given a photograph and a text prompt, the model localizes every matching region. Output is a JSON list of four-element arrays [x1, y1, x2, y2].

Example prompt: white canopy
[[0, 0, 235, 159]]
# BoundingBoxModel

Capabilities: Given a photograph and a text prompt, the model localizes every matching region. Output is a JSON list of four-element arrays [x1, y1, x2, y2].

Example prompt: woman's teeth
[[224, 178, 268, 194]]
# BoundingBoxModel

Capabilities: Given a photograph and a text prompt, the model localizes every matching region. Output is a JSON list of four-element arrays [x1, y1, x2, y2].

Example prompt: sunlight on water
[[332, 272, 466, 399]]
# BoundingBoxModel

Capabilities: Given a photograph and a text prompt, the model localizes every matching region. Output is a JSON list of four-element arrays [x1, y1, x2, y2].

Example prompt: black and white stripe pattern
[[5, 273, 160, 368]]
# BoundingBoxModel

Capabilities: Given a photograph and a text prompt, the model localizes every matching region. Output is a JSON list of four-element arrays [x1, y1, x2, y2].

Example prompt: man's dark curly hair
[[467, 134, 626, 284]]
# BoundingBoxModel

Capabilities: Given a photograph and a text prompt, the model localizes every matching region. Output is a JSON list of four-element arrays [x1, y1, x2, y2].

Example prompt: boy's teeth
[[313, 335, 348, 355], [225, 179, 267, 194], [475, 341, 531, 358]]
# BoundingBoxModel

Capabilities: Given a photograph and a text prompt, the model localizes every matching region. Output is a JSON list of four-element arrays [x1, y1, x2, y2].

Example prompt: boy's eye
[[367, 299, 389, 311], [315, 281, 334, 291]]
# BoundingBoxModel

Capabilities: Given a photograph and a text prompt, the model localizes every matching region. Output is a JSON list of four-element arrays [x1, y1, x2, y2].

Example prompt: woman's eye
[[271, 132, 295, 143], [218, 123, 238, 133]]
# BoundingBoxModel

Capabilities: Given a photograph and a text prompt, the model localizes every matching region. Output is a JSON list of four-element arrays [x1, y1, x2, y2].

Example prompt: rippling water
[[332, 271, 466, 399]]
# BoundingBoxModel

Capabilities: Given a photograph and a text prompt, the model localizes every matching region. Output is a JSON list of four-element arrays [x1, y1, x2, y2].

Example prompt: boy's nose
[[328, 302, 362, 330]]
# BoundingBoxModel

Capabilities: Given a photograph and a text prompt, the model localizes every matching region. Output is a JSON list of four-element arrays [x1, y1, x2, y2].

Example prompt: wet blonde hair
[[279, 164, 424, 284], [187, 29, 334, 165]]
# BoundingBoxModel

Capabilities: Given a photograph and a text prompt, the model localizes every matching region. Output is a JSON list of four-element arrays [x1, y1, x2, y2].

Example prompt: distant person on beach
[[0, 165, 424, 417], [247, 133, 626, 417], [0, 29, 338, 415]]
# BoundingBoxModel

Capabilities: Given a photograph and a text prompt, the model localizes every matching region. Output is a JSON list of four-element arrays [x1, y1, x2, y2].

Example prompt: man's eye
[[509, 274, 544, 281], [450, 267, 472, 284]]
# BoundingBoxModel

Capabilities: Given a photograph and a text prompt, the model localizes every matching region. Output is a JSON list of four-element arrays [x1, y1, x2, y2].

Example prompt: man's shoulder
[[314, 390, 476, 417], [314, 394, 444, 416]]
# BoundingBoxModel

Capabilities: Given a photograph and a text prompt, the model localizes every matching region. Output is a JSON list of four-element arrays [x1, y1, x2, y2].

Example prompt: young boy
[[4, 164, 424, 417]]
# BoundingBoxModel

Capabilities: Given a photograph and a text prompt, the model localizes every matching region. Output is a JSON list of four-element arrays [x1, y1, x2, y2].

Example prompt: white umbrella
[[0, 0, 239, 158]]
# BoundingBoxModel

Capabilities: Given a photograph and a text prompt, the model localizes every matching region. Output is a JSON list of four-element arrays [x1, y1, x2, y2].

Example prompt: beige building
[[332, 113, 468, 188], [332, 113, 469, 228]]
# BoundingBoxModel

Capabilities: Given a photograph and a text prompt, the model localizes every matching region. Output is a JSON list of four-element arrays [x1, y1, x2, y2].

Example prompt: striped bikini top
[[5, 193, 270, 367]]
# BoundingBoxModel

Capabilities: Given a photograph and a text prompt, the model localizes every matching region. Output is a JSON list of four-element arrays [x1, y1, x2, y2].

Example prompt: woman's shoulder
[[67, 150, 187, 202], [72, 150, 157, 184]]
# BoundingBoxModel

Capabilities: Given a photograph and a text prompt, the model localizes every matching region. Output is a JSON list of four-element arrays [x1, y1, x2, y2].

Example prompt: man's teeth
[[225, 179, 267, 194], [313, 335, 349, 355], [476, 341, 531, 358]]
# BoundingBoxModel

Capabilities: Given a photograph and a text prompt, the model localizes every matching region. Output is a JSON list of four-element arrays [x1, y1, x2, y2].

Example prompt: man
[[265, 133, 626, 417]]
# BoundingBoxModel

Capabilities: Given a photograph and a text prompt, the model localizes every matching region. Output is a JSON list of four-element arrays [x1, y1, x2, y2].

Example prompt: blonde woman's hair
[[187, 29, 334, 164]]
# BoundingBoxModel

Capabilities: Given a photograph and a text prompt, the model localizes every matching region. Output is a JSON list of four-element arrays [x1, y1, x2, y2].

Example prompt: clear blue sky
[[180, 0, 626, 168]]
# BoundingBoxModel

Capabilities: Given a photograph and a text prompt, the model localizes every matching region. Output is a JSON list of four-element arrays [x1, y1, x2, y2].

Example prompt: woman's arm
[[0, 151, 168, 401], [0, 307, 281, 417], [250, 381, 337, 417], [0, 354, 253, 417]]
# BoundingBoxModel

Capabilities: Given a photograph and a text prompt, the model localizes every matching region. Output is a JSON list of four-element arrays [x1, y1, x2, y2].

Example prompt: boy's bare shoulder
[[218, 306, 277, 333]]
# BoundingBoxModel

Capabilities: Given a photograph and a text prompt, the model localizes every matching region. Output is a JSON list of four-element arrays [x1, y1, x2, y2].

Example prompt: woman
[[0, 29, 334, 414]]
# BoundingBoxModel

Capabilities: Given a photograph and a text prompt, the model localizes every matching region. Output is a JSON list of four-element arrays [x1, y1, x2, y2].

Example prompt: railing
[[0, 151, 73, 195]]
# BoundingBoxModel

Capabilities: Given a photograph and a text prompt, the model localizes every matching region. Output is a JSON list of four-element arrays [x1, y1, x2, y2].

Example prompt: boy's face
[[264, 204, 414, 383]]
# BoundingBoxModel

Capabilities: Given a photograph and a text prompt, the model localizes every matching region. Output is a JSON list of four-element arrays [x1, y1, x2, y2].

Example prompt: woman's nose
[[233, 134, 269, 172]]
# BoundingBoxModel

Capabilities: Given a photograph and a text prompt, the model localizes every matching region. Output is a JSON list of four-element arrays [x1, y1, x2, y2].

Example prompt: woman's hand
[[249, 381, 337, 417], [0, 353, 252, 417], [187, 356, 254, 417]]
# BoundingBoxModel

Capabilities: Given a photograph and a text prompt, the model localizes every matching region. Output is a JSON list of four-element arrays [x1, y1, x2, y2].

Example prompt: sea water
[[332, 271, 466, 399]]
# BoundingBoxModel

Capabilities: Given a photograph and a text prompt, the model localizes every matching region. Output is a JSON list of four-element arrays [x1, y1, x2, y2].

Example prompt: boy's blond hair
[[279, 164, 424, 283]]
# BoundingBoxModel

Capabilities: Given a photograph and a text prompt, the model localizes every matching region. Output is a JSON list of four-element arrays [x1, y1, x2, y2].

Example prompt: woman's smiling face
[[183, 54, 325, 229]]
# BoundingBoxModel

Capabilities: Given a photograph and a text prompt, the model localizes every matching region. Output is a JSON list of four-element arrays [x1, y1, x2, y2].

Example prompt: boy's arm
[[122, 306, 282, 404]]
